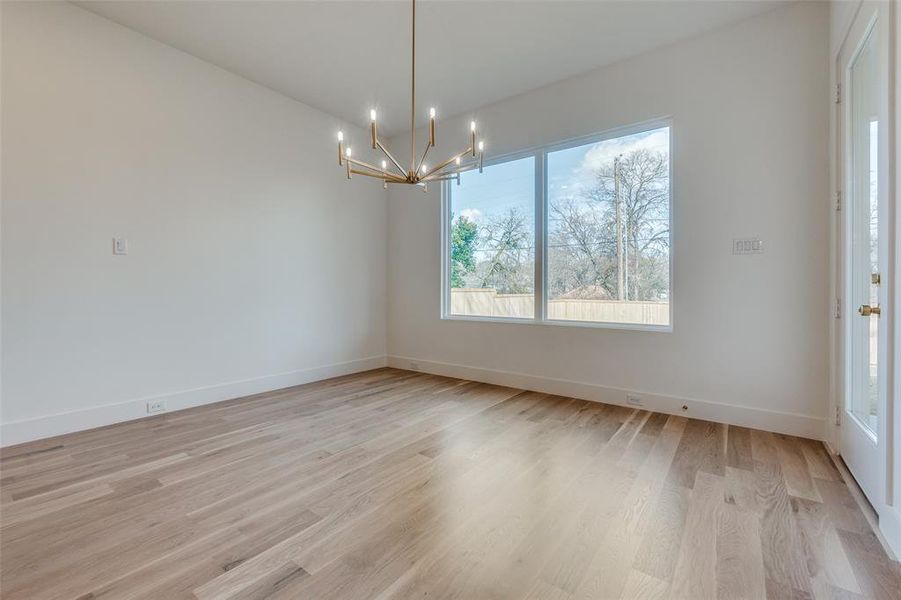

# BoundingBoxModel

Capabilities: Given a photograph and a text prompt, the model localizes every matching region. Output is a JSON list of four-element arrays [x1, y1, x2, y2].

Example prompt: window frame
[[441, 117, 673, 332]]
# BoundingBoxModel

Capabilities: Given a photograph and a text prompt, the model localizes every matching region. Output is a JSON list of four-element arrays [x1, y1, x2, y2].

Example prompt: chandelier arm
[[449, 157, 480, 170], [421, 167, 471, 182], [375, 140, 409, 178], [349, 168, 406, 182], [421, 159, 479, 182], [415, 136, 432, 177], [347, 158, 408, 182], [420, 147, 473, 180], [419, 174, 462, 183]]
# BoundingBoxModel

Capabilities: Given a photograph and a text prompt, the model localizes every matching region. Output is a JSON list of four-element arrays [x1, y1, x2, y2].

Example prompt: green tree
[[450, 214, 478, 288]]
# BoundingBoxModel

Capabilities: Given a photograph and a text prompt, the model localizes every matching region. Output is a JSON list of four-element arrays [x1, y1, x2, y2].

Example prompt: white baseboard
[[4, 354, 826, 447], [387, 355, 825, 440], [880, 505, 901, 560], [1, 355, 387, 447]]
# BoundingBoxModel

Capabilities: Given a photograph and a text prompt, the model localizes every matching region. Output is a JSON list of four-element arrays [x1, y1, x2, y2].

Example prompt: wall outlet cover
[[113, 237, 128, 255], [146, 399, 166, 414], [732, 237, 763, 255]]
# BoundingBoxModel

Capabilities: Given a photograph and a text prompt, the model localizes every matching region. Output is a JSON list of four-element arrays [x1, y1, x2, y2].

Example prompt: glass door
[[840, 3, 886, 509]]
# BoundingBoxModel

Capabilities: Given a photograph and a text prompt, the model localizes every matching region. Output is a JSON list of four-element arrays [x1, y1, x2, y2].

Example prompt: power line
[[466, 240, 670, 252]]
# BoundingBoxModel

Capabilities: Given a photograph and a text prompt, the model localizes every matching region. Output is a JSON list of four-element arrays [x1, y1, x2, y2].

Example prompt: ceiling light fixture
[[336, 0, 484, 188]]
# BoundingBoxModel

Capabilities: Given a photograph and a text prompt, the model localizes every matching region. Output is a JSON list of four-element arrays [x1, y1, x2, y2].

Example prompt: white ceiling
[[75, 0, 788, 135]]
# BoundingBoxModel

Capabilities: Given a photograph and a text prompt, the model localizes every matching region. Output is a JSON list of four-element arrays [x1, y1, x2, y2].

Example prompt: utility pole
[[614, 155, 624, 301], [623, 203, 629, 301]]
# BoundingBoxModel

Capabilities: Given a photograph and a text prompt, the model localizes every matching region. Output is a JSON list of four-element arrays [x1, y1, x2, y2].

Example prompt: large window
[[443, 122, 671, 329], [448, 156, 535, 319]]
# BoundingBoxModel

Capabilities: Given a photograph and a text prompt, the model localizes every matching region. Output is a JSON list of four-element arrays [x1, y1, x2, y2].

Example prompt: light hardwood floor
[[1, 368, 899, 599]]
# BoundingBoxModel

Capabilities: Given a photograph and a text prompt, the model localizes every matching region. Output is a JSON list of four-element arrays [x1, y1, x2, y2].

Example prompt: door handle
[[859, 304, 881, 316]]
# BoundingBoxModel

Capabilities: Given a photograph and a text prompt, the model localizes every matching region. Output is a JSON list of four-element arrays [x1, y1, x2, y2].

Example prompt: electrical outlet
[[409, 362, 420, 371], [147, 399, 166, 414], [626, 394, 643, 407]]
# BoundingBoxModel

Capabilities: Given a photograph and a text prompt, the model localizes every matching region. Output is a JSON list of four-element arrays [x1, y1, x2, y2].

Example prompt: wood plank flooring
[[1, 368, 898, 599]]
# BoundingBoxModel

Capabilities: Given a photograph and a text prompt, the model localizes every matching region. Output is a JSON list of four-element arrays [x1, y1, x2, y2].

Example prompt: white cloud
[[577, 128, 669, 177], [459, 208, 482, 222]]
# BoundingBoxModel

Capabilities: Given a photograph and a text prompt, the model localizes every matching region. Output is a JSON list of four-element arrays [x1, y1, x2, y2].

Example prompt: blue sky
[[451, 126, 669, 228], [453, 155, 535, 230]]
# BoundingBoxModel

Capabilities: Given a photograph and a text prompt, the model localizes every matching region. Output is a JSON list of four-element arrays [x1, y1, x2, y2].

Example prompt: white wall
[[1, 1, 387, 445], [387, 1, 830, 439]]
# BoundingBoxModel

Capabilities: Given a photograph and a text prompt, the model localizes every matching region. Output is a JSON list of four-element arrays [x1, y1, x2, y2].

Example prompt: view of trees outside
[[547, 126, 670, 307], [450, 156, 535, 317], [449, 127, 670, 324], [866, 120, 878, 427]]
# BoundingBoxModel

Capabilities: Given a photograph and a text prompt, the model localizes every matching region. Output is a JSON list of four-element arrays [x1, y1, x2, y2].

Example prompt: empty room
[[2, 0, 900, 598]]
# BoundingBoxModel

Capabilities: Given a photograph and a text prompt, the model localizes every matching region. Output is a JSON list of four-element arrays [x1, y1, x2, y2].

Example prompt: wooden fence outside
[[450, 288, 669, 325]]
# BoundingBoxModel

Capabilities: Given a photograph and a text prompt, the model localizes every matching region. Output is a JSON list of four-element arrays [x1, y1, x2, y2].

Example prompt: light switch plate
[[733, 237, 763, 255], [113, 237, 128, 255]]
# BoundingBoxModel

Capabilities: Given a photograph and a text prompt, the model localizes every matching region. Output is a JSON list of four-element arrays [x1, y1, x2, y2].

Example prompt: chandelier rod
[[410, 0, 416, 175]]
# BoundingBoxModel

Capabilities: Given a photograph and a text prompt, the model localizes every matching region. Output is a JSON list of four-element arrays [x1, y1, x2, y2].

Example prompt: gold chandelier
[[336, 0, 484, 188]]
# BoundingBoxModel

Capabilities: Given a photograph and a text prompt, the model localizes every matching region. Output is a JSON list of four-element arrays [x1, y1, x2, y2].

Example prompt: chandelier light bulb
[[428, 108, 437, 147], [455, 156, 461, 166], [337, 131, 344, 142], [382, 160, 388, 170], [478, 141, 484, 151], [369, 110, 378, 148], [421, 164, 427, 173], [346, 147, 352, 157], [470, 121, 476, 132]]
